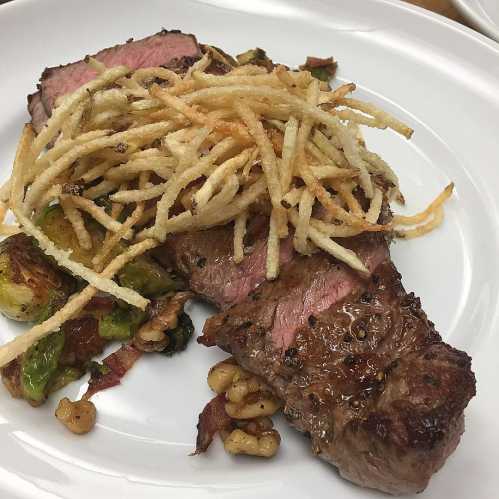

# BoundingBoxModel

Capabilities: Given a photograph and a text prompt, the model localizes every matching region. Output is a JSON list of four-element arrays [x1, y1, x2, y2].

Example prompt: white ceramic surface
[[453, 0, 499, 42], [1, 0, 499, 497]]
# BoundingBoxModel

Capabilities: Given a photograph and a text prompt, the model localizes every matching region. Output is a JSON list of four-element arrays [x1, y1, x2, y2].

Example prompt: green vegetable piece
[[88, 361, 111, 377], [310, 67, 331, 82], [206, 45, 238, 67], [161, 313, 194, 356], [98, 306, 146, 341], [299, 56, 337, 83], [0, 234, 75, 322], [48, 366, 83, 394], [236, 48, 274, 71], [21, 330, 65, 403], [118, 257, 181, 297], [36, 205, 105, 267]]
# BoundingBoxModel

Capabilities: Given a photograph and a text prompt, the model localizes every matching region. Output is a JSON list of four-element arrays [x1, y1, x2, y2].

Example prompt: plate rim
[[451, 0, 499, 42], [0, 1, 498, 498]]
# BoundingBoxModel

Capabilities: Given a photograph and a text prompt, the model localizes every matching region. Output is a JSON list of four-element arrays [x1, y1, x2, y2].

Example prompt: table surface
[[0, 0, 470, 24], [0, 0, 466, 21], [406, 0, 466, 22]]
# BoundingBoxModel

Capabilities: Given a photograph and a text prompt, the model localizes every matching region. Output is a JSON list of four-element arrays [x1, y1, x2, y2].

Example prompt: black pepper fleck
[[344, 354, 356, 366], [308, 315, 317, 327], [423, 374, 440, 387], [360, 292, 373, 304]]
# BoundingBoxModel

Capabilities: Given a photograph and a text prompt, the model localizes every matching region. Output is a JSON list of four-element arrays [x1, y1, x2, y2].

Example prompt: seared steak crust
[[28, 30, 201, 128], [202, 235, 475, 494]]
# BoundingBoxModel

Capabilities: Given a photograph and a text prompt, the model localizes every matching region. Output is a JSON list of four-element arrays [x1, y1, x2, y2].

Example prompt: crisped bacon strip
[[192, 393, 233, 455], [84, 344, 142, 398]]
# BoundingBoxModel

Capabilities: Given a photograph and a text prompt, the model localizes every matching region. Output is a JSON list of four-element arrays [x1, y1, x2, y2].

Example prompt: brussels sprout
[[236, 48, 274, 71], [117, 257, 182, 297], [47, 366, 83, 394], [204, 45, 238, 67], [21, 330, 65, 403], [37, 205, 179, 296], [299, 56, 337, 82], [98, 306, 146, 341], [36, 205, 105, 267], [0, 234, 75, 322], [161, 312, 194, 356]]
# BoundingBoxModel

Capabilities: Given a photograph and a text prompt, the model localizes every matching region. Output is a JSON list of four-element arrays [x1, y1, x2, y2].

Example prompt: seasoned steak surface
[[153, 217, 294, 309], [202, 235, 475, 494], [27, 30, 201, 128]]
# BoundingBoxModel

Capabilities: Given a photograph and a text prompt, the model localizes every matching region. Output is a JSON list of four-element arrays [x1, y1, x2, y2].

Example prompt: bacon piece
[[84, 344, 142, 399], [192, 394, 233, 455]]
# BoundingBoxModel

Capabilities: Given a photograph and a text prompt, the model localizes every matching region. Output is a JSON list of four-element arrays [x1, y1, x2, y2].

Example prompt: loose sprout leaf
[[21, 330, 65, 403], [299, 56, 338, 82], [161, 312, 194, 356]]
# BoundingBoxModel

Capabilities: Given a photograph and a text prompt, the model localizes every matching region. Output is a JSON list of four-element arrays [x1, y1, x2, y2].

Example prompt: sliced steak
[[29, 30, 201, 127], [199, 233, 475, 495], [27, 92, 50, 134], [153, 217, 294, 309]]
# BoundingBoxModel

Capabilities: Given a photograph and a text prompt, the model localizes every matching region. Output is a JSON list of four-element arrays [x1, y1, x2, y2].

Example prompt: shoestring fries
[[0, 52, 452, 366]]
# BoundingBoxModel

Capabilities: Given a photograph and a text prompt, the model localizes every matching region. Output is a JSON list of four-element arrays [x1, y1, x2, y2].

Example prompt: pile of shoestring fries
[[0, 52, 453, 366]]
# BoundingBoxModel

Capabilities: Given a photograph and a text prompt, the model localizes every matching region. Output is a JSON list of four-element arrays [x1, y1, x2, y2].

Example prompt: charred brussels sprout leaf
[[36, 205, 105, 267], [21, 330, 65, 403], [88, 361, 111, 377], [204, 44, 238, 67], [0, 234, 75, 322], [161, 313, 194, 356], [236, 48, 274, 71], [299, 56, 337, 82], [98, 306, 146, 341], [118, 257, 182, 297], [47, 366, 83, 394]]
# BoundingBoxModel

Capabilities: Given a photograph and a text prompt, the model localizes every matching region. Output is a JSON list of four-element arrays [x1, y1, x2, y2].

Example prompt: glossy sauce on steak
[[200, 233, 475, 494]]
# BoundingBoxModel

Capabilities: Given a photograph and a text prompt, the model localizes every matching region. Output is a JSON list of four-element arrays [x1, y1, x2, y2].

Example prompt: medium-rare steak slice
[[27, 92, 50, 134], [200, 233, 475, 495], [28, 30, 201, 128], [153, 216, 294, 309]]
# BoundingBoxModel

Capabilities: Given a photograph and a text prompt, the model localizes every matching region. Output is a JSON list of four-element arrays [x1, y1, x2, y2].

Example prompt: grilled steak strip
[[27, 92, 50, 134], [201, 233, 475, 494], [153, 216, 294, 310], [27, 30, 201, 129]]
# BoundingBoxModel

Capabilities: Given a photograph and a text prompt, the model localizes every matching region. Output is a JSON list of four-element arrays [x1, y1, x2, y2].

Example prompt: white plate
[[1, 0, 499, 497], [453, 0, 499, 42]]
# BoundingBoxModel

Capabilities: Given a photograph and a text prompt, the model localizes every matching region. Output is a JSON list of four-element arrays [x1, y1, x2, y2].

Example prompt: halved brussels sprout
[[37, 204, 180, 297], [98, 306, 146, 341], [36, 205, 105, 267], [117, 257, 182, 297], [0, 234, 75, 322]]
